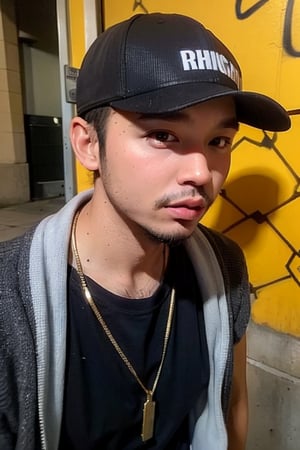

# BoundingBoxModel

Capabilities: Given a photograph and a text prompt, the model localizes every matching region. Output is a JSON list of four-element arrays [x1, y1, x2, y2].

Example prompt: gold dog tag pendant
[[141, 392, 156, 441]]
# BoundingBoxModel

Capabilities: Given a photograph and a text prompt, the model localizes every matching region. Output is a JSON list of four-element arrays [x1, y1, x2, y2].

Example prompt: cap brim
[[110, 82, 290, 132]]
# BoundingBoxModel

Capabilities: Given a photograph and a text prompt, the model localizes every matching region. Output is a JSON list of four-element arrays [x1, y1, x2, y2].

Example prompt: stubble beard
[[139, 211, 209, 247], [141, 226, 188, 247]]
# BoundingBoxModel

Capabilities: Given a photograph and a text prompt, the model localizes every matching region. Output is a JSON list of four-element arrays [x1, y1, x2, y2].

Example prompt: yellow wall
[[75, 0, 300, 336]]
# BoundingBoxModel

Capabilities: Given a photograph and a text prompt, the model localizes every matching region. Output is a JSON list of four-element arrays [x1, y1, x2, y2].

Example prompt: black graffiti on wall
[[235, 0, 268, 19], [131, 1, 299, 57], [283, 0, 300, 56], [220, 110, 300, 291], [235, 0, 300, 57], [132, 1, 149, 14]]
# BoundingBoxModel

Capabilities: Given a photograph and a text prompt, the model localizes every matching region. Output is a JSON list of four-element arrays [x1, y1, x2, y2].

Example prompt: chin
[[143, 223, 197, 246]]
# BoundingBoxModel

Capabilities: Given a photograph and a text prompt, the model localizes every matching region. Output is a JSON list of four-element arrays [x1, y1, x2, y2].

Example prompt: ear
[[69, 116, 100, 171]]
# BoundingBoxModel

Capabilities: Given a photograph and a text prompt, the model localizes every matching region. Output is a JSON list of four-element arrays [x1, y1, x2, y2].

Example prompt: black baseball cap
[[76, 13, 290, 131]]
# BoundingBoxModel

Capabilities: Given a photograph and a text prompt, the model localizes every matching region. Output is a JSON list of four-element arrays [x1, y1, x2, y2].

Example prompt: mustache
[[154, 187, 212, 209]]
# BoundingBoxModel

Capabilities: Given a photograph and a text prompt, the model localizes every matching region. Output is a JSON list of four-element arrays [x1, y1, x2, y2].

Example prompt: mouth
[[165, 198, 207, 221]]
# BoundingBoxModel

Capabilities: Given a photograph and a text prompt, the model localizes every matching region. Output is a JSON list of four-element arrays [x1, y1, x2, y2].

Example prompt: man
[[0, 12, 290, 450]]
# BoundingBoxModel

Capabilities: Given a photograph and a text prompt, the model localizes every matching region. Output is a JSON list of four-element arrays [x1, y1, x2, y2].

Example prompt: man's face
[[96, 96, 238, 244]]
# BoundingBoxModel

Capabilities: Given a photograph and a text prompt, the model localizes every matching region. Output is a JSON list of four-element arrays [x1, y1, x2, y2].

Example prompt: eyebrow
[[137, 111, 239, 130]]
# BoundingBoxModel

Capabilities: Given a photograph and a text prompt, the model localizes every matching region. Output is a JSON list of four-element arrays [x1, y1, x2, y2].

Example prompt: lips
[[165, 198, 207, 221]]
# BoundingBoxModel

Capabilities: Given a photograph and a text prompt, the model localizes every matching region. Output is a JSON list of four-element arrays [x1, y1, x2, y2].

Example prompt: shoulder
[[197, 224, 244, 261], [0, 228, 36, 307], [0, 228, 38, 355], [0, 228, 35, 268], [197, 224, 250, 342], [196, 224, 248, 285], [0, 230, 38, 448]]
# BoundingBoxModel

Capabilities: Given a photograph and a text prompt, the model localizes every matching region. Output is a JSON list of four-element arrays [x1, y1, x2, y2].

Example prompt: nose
[[176, 151, 212, 187]]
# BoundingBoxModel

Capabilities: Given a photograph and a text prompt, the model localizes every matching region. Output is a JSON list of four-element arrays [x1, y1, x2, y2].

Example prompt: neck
[[71, 200, 168, 299]]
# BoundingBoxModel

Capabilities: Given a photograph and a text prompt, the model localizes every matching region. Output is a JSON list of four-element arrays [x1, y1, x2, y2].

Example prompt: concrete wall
[[21, 45, 61, 117], [0, 0, 61, 205], [247, 321, 300, 450], [0, 0, 29, 205]]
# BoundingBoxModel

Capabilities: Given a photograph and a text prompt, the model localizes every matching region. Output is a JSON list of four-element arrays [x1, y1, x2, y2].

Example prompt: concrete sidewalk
[[0, 196, 65, 242]]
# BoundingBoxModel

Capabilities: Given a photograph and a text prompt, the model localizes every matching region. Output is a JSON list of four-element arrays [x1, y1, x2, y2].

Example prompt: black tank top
[[59, 244, 209, 449]]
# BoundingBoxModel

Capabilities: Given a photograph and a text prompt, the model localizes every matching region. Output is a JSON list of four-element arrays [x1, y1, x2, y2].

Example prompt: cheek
[[102, 144, 155, 198], [222, 153, 232, 179], [107, 137, 165, 183], [212, 154, 231, 190]]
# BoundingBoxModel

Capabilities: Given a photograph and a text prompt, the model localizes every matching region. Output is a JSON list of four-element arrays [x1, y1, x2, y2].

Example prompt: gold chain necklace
[[71, 209, 175, 442]]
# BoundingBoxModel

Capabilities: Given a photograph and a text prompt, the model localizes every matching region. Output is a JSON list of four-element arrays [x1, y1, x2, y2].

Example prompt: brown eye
[[209, 136, 231, 150], [152, 131, 175, 142], [146, 130, 178, 148]]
